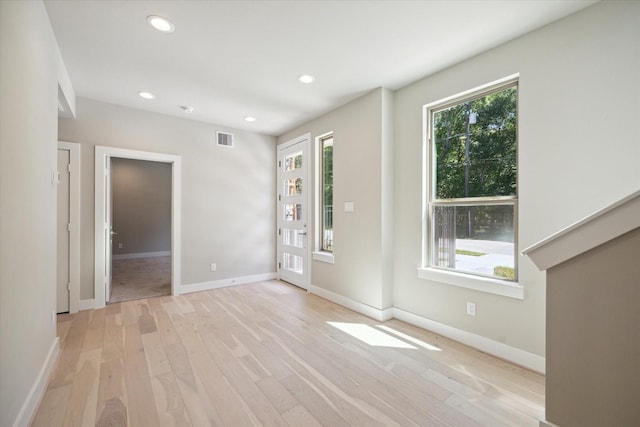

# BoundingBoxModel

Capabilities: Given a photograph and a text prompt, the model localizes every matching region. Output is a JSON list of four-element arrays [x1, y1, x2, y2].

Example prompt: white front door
[[277, 134, 311, 288]]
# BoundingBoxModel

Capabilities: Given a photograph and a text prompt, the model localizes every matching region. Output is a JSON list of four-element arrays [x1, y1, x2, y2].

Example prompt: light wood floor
[[32, 280, 544, 426]]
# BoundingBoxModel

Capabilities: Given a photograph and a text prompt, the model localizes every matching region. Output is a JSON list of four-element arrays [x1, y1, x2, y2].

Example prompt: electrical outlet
[[466, 302, 476, 316], [210, 263, 216, 272], [118, 243, 123, 249]]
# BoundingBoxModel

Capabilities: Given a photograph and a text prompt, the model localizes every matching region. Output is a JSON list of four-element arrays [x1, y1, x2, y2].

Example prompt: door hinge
[[68, 164, 71, 173], [278, 194, 281, 201], [278, 228, 281, 236], [67, 282, 71, 292], [67, 223, 71, 232], [278, 160, 281, 168], [278, 262, 281, 269]]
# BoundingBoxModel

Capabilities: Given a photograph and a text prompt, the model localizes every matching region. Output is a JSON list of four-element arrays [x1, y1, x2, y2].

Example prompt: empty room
[[1, 1, 638, 427]]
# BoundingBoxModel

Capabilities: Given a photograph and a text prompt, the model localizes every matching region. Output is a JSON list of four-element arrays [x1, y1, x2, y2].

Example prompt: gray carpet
[[109, 255, 171, 303]]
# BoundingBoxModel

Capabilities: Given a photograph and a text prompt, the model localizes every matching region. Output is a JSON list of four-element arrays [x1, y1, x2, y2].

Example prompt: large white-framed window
[[419, 75, 524, 299], [313, 132, 334, 264]]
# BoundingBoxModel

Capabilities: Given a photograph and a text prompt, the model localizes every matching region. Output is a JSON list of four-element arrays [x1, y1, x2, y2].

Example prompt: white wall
[[59, 98, 276, 299], [278, 88, 394, 311], [393, 0, 640, 357], [0, 1, 61, 425], [111, 158, 172, 256]]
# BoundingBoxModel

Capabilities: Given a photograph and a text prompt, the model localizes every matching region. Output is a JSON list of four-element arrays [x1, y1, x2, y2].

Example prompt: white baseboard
[[14, 337, 60, 427], [307, 284, 394, 322], [539, 420, 559, 427], [112, 250, 171, 260], [181, 272, 277, 294], [393, 308, 545, 374]]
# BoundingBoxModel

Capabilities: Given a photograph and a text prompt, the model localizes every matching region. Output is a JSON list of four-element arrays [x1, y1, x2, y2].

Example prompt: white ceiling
[[45, 0, 596, 136]]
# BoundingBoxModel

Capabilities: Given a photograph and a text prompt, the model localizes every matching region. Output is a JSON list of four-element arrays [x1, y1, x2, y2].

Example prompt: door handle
[[298, 231, 307, 236], [110, 231, 118, 236]]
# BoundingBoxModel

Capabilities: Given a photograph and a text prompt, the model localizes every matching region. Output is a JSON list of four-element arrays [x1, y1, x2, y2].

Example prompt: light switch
[[344, 201, 354, 212]]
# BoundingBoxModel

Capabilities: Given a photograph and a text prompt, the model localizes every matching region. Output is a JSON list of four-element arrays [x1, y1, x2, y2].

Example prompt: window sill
[[313, 251, 334, 264], [417, 267, 524, 300]]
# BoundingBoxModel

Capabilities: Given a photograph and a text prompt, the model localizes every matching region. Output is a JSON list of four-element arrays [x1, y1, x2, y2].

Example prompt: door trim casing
[[94, 146, 182, 308]]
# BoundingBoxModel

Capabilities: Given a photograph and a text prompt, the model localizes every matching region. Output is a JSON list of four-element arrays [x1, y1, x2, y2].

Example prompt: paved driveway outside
[[455, 239, 514, 276]]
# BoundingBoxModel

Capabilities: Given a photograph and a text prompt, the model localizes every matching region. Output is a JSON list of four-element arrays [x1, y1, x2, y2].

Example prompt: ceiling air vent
[[216, 131, 234, 147]]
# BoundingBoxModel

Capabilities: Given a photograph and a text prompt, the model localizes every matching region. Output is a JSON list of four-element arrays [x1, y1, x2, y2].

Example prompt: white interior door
[[277, 134, 311, 288], [104, 156, 113, 303], [56, 149, 70, 313]]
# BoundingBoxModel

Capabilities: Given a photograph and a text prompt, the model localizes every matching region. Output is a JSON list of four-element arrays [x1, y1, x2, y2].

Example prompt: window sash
[[428, 80, 518, 203], [428, 199, 518, 281], [430, 196, 516, 206]]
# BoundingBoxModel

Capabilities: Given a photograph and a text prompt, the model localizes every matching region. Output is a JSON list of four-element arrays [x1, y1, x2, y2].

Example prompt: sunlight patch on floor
[[376, 325, 442, 351], [327, 322, 416, 349]]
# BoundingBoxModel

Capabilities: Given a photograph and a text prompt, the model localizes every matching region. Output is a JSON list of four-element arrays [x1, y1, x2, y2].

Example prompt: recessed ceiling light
[[181, 106, 194, 113], [147, 15, 175, 33], [244, 116, 256, 122], [298, 74, 315, 84], [138, 91, 155, 99]]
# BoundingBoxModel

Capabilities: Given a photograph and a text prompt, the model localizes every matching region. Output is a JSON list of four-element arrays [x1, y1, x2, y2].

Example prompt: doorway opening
[[109, 158, 172, 303], [95, 146, 181, 309]]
